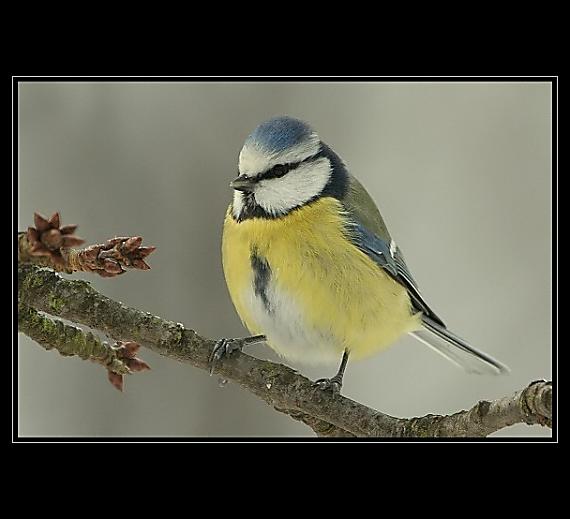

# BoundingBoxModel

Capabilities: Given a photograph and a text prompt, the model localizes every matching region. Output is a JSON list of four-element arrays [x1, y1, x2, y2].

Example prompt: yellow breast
[[221, 197, 421, 364]]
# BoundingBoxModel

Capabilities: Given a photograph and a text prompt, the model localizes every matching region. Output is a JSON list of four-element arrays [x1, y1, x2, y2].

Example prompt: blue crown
[[246, 116, 313, 153]]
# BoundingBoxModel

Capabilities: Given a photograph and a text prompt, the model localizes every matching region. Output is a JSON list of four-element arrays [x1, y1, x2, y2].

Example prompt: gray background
[[18, 82, 552, 437]]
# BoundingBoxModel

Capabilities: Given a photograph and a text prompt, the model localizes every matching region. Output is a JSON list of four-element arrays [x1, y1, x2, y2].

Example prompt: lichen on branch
[[18, 304, 150, 391], [18, 262, 553, 437]]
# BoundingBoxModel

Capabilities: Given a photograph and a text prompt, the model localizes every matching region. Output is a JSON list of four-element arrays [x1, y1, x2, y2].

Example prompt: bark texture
[[18, 263, 552, 437]]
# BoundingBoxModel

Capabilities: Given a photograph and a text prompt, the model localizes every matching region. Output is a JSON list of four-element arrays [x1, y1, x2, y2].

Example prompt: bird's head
[[231, 116, 346, 220]]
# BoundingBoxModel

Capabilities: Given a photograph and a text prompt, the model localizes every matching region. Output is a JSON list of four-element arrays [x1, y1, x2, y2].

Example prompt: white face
[[233, 136, 332, 218], [238, 131, 320, 177]]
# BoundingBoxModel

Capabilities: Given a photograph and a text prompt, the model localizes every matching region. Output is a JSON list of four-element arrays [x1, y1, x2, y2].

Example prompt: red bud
[[108, 371, 124, 391], [48, 212, 61, 229], [34, 212, 50, 232]]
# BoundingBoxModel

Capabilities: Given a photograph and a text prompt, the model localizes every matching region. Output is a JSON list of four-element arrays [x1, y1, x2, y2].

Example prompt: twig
[[391, 380, 552, 437], [18, 303, 150, 391], [18, 212, 155, 277]]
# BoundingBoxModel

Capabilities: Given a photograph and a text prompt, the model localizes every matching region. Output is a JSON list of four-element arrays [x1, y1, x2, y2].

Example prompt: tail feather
[[410, 316, 509, 375]]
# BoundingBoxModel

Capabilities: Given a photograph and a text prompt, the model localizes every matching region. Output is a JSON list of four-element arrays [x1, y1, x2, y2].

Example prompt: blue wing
[[347, 221, 446, 327], [338, 173, 443, 323], [338, 172, 508, 374], [345, 220, 509, 374]]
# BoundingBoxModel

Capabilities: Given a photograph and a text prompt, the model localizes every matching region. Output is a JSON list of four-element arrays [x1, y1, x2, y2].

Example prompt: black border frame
[[13, 76, 557, 443]]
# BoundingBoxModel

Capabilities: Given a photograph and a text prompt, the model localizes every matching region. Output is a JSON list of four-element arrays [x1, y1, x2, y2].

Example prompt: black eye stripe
[[262, 163, 292, 180], [257, 148, 326, 181]]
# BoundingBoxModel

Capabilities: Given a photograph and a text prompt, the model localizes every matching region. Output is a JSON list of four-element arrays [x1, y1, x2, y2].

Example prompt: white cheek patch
[[254, 158, 332, 216], [239, 133, 320, 177]]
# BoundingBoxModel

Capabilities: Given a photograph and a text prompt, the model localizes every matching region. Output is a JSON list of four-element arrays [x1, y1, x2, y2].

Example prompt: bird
[[211, 115, 509, 392]]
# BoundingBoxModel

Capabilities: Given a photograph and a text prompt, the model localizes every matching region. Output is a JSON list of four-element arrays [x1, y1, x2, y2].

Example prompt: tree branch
[[18, 263, 552, 437], [18, 303, 151, 391], [391, 380, 552, 437]]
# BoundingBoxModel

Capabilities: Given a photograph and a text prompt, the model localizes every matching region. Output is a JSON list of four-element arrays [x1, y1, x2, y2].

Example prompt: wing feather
[[339, 173, 508, 375]]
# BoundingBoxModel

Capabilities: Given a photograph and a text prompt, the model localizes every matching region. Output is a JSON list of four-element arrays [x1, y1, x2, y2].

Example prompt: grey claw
[[313, 377, 343, 395], [209, 338, 243, 376]]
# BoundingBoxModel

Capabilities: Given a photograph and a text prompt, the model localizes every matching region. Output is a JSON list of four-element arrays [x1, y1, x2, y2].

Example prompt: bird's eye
[[272, 164, 288, 178]]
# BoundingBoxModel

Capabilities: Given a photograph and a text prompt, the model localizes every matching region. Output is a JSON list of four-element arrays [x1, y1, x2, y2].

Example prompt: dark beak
[[230, 175, 256, 192]]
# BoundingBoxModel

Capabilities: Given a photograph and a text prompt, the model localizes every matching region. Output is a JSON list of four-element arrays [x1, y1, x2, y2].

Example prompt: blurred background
[[18, 81, 552, 437]]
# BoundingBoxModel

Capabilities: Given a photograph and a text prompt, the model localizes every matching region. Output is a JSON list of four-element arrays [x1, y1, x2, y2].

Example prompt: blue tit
[[213, 116, 509, 392]]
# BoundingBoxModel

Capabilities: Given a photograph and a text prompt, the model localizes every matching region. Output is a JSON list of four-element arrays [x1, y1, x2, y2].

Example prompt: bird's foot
[[313, 374, 343, 395], [208, 335, 266, 376], [209, 338, 244, 375]]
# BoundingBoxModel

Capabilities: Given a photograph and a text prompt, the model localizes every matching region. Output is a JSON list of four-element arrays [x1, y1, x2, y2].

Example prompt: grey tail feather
[[410, 316, 510, 375]]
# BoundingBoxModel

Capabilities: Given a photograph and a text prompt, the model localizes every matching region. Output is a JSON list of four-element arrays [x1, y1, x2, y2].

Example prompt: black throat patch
[[250, 248, 272, 314], [237, 192, 272, 221]]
